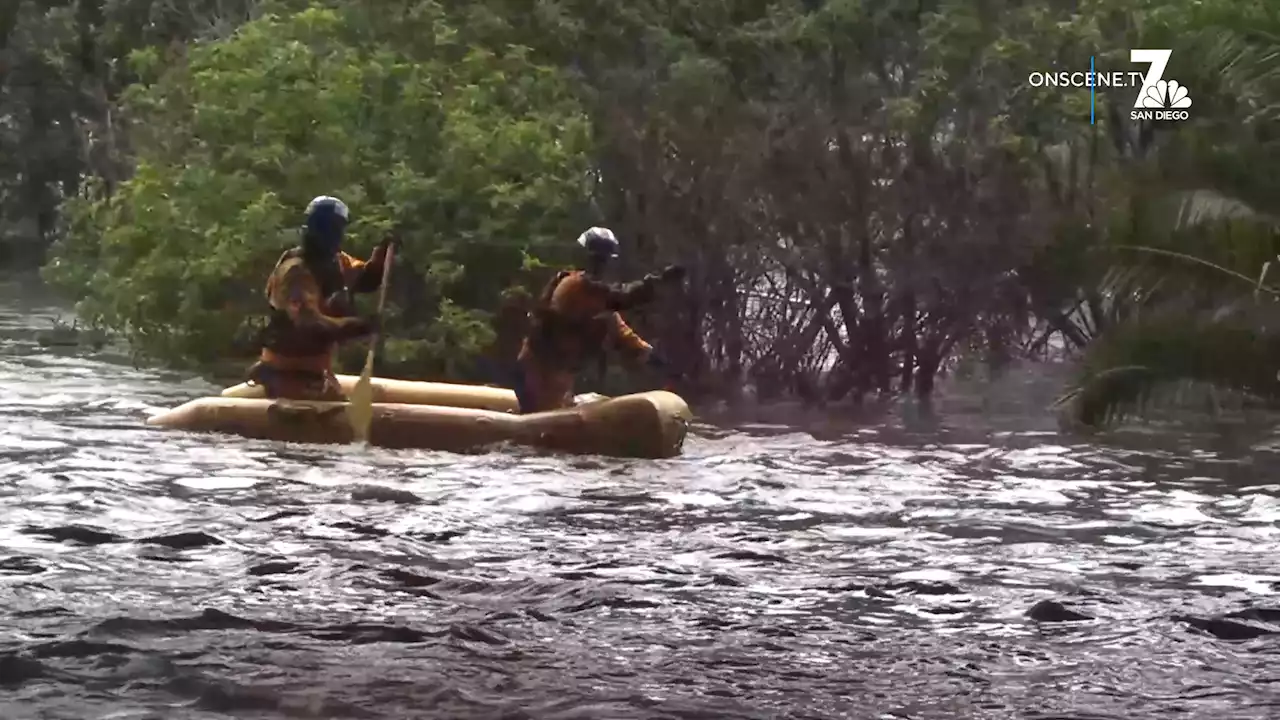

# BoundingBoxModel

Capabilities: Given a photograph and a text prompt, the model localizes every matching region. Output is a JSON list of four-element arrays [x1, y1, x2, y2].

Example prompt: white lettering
[[1130, 109, 1188, 121], [1028, 70, 1144, 90], [1096, 72, 1125, 88], [1028, 65, 1154, 98]]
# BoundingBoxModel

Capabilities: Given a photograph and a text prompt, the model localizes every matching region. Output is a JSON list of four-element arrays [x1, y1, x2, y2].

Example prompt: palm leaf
[[1055, 307, 1280, 428], [1172, 189, 1279, 229]]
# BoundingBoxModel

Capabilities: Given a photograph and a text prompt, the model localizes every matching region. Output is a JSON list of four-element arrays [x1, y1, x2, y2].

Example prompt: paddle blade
[[346, 354, 375, 444]]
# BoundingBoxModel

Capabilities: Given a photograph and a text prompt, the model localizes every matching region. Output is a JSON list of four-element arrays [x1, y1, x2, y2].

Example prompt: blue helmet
[[303, 195, 349, 255], [577, 227, 619, 259]]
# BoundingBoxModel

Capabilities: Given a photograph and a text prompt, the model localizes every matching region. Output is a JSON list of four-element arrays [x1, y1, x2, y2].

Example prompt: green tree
[[43, 2, 593, 377], [35, 0, 1278, 417], [1, 0, 280, 266]]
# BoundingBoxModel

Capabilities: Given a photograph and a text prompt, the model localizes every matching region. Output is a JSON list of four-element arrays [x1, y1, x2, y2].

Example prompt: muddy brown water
[[2, 277, 1279, 719]]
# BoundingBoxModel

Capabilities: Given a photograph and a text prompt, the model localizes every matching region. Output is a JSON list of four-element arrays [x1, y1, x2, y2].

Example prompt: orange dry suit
[[514, 269, 667, 414], [247, 247, 386, 400]]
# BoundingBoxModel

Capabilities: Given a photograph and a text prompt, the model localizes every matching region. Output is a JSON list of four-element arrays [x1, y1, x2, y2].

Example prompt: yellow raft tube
[[145, 374, 692, 459]]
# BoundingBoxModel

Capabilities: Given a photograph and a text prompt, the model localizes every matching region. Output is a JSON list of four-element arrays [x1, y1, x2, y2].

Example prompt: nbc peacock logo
[[1129, 49, 1192, 122], [1141, 80, 1192, 110]]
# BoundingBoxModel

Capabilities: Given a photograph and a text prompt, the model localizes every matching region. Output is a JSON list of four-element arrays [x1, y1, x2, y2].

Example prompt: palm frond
[[1108, 244, 1280, 297], [1055, 308, 1280, 428], [1192, 27, 1280, 126], [1172, 189, 1280, 229]]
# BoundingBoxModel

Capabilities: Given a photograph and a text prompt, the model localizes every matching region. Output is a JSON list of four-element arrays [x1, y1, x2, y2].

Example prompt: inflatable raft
[[145, 374, 691, 459]]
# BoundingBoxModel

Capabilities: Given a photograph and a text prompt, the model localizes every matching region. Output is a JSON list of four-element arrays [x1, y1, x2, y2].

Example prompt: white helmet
[[305, 195, 349, 221], [577, 226, 619, 258]]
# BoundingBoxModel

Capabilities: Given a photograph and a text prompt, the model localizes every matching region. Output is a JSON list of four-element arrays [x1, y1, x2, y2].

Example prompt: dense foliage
[[3, 0, 1278, 425], [40, 2, 592, 376]]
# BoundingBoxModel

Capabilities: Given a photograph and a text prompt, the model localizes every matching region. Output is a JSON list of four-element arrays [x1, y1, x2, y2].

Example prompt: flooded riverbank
[[2, 276, 1279, 719]]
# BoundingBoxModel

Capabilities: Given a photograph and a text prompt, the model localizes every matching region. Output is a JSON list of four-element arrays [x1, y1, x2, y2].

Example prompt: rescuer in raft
[[513, 226, 686, 414], [245, 195, 395, 401]]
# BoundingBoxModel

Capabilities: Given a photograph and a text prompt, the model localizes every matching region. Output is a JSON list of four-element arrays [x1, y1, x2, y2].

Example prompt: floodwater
[[2, 277, 1280, 720]]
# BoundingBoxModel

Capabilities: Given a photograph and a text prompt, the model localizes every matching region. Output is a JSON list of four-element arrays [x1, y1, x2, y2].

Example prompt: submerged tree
[[43, 2, 592, 375], [29, 0, 1280, 418]]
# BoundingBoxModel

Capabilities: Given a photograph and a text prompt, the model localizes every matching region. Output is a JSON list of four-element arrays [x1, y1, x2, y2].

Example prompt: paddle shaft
[[347, 245, 395, 444], [368, 244, 395, 349]]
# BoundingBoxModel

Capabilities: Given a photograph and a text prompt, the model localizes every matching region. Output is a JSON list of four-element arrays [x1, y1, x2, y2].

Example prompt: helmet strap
[[584, 253, 611, 278]]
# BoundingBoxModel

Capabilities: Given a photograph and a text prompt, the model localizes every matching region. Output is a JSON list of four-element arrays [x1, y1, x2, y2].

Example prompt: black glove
[[644, 350, 683, 389], [329, 314, 379, 342], [376, 234, 401, 253], [350, 314, 382, 337], [659, 264, 686, 283]]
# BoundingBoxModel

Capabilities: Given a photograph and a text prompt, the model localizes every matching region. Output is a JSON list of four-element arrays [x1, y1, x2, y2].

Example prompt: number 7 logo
[[1130, 49, 1191, 110]]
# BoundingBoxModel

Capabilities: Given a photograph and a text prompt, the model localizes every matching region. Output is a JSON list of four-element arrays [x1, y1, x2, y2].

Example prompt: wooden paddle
[[345, 244, 395, 445]]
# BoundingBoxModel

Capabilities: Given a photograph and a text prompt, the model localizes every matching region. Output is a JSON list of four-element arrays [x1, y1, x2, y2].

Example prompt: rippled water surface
[[3, 278, 1280, 720]]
